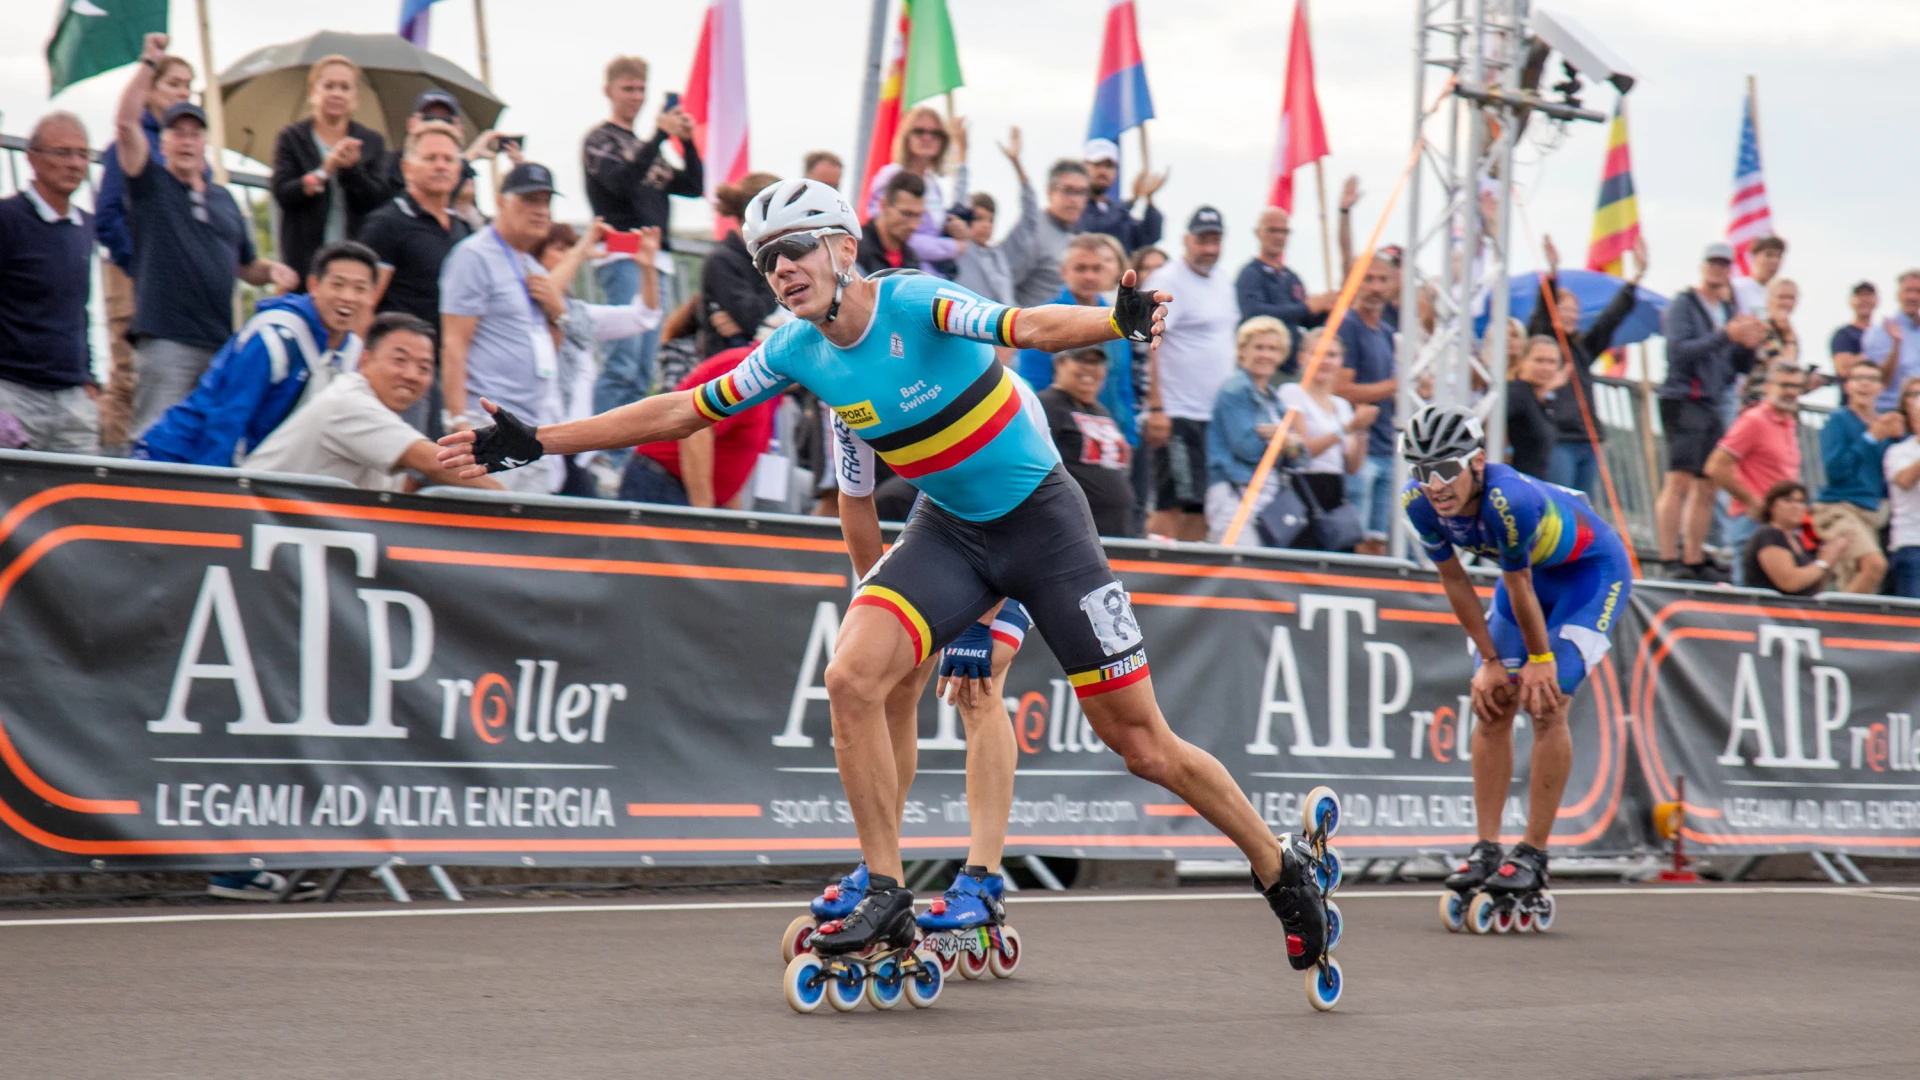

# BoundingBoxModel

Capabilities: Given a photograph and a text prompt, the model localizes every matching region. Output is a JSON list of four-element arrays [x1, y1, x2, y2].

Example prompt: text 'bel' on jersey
[[692, 273, 1059, 521]]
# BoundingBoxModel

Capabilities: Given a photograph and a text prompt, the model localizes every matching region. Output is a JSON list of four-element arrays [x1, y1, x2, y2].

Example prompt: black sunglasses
[[753, 229, 844, 275]]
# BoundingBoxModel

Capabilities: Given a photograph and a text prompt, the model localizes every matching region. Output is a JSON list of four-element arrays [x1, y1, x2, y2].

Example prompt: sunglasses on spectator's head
[[753, 228, 846, 275], [1411, 453, 1477, 486]]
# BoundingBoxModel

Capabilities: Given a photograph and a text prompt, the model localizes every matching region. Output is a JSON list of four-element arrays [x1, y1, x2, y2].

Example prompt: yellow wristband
[[1109, 313, 1123, 339], [1527, 652, 1555, 665]]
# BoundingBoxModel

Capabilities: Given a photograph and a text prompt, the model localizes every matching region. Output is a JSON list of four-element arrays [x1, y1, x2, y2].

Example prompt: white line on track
[[0, 884, 1913, 930]]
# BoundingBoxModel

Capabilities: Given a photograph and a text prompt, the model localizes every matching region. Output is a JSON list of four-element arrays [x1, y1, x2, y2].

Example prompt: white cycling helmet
[[741, 178, 862, 261], [742, 178, 862, 321]]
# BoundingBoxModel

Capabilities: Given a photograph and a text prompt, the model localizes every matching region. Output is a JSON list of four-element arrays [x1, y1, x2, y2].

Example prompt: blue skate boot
[[781, 863, 869, 962], [915, 865, 1021, 980]]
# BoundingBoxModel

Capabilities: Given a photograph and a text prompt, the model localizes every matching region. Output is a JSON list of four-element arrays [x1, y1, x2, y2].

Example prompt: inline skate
[[780, 863, 867, 963], [1256, 786, 1346, 1011], [782, 875, 946, 1013], [1469, 842, 1556, 934], [1439, 839, 1504, 933], [915, 865, 1021, 981]]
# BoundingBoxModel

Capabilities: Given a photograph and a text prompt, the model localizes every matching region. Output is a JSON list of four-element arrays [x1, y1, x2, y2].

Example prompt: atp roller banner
[[1623, 582, 1920, 855], [0, 454, 1639, 872]]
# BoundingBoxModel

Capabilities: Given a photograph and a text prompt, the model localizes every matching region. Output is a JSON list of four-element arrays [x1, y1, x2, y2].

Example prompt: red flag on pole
[[1267, 0, 1329, 211], [684, 0, 749, 204], [856, 2, 913, 222]]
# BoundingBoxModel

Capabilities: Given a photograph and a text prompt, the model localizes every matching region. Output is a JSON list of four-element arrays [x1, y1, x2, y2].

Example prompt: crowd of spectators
[[7, 30, 1920, 607]]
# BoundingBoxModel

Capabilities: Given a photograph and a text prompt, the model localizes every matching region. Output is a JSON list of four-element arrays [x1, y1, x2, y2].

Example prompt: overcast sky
[[6, 0, 1918, 364]]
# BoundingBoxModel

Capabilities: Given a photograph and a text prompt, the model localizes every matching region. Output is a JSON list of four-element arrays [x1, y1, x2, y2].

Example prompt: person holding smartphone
[[582, 55, 703, 424]]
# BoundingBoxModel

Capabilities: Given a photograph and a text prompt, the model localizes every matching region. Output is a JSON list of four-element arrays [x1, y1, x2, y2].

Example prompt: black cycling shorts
[[852, 466, 1150, 699]]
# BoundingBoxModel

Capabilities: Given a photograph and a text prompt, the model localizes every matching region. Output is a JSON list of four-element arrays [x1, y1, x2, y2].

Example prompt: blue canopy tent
[[1477, 269, 1668, 347]]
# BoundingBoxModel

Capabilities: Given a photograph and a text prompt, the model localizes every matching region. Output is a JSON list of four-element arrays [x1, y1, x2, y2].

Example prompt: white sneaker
[[206, 871, 288, 901]]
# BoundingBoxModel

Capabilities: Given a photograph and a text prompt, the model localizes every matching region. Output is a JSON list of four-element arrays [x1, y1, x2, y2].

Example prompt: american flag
[[1726, 95, 1773, 275]]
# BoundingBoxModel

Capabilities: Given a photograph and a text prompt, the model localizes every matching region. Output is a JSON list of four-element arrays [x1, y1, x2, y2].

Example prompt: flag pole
[[1637, 341, 1659, 495], [1138, 119, 1151, 177], [473, 0, 493, 86], [193, 0, 229, 187], [851, 0, 890, 196], [1314, 159, 1332, 289]]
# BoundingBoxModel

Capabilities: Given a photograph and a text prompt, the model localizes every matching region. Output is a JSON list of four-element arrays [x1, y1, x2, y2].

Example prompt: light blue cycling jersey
[[692, 273, 1060, 521]]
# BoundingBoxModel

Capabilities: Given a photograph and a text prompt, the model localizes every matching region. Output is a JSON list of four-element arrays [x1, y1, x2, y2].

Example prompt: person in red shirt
[[1705, 361, 1807, 584], [620, 345, 775, 507]]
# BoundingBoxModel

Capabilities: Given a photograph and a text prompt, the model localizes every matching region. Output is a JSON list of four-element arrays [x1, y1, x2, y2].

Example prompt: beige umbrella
[[217, 31, 504, 165]]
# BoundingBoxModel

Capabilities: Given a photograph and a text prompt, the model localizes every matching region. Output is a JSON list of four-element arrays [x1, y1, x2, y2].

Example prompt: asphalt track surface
[[2, 884, 1916, 1080]]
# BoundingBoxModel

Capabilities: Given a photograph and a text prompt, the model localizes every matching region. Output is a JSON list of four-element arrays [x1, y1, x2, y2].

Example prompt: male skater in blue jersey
[[1399, 404, 1631, 902], [438, 179, 1335, 971]]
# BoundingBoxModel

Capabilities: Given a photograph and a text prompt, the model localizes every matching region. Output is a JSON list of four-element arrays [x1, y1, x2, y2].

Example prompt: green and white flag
[[47, 0, 170, 97]]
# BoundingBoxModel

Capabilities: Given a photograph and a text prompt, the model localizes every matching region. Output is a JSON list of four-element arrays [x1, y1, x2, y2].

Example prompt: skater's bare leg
[[951, 643, 1017, 872], [1471, 685, 1521, 844], [824, 605, 922, 883], [1078, 677, 1282, 887], [1523, 696, 1572, 849], [884, 660, 937, 822]]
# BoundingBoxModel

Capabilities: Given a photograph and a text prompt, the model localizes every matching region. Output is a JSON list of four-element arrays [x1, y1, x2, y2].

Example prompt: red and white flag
[[1268, 0, 1329, 211], [1726, 93, 1772, 275], [684, 0, 749, 203]]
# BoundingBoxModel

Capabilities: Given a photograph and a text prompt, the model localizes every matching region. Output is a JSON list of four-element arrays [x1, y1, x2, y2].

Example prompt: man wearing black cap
[[376, 89, 482, 198], [438, 161, 569, 494], [1143, 207, 1238, 541], [115, 33, 299, 439]]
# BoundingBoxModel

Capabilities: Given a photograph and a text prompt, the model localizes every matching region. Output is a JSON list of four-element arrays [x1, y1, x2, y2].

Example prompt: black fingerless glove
[[1109, 280, 1157, 343], [471, 406, 545, 473]]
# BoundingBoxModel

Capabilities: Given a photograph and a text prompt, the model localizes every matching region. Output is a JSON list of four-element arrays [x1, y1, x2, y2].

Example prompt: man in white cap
[[1077, 137, 1164, 254]]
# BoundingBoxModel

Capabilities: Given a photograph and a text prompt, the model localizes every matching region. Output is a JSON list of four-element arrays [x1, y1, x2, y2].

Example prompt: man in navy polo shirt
[[0, 112, 99, 452], [1334, 260, 1400, 555], [115, 33, 298, 441], [1236, 206, 1336, 371]]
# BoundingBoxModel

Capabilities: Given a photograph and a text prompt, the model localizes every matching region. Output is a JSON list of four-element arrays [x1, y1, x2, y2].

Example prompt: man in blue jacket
[[1076, 138, 1163, 255], [136, 242, 375, 466], [94, 52, 195, 451]]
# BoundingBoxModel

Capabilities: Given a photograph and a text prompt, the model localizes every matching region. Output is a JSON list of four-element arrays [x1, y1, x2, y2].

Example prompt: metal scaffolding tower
[[1391, 0, 1605, 558]]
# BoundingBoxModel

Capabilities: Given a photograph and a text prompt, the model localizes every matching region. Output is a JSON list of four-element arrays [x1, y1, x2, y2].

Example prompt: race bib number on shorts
[[1079, 582, 1143, 656]]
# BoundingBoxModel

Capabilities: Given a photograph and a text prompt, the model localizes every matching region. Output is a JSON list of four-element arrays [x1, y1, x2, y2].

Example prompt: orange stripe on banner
[[1110, 559, 1495, 599], [0, 525, 240, 817], [1825, 636, 1920, 653], [1378, 608, 1459, 624], [1129, 592, 1295, 614], [0, 483, 848, 555], [626, 804, 763, 817], [1144, 804, 1199, 817], [386, 547, 844, 589], [1682, 827, 1920, 849]]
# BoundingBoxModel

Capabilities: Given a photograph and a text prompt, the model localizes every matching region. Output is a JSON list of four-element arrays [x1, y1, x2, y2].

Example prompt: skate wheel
[[1315, 845, 1344, 895], [927, 935, 959, 976], [1468, 891, 1498, 935], [1439, 890, 1467, 933], [988, 925, 1022, 979], [1302, 786, 1342, 841], [1533, 891, 1555, 933], [781, 914, 818, 964], [783, 953, 827, 1014], [1325, 901, 1343, 952], [1515, 906, 1535, 933], [865, 955, 905, 1010], [906, 949, 944, 1008], [957, 932, 990, 981], [1305, 957, 1343, 1012], [824, 959, 865, 1011], [1493, 903, 1516, 934]]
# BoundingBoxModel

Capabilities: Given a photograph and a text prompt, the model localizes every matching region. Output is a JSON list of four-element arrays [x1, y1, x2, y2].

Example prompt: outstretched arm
[[1008, 268, 1168, 354], [436, 392, 714, 478]]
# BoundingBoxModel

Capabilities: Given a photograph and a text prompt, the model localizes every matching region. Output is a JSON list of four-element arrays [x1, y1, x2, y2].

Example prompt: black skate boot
[[1484, 842, 1549, 895], [1256, 835, 1329, 972], [1445, 840, 1505, 893], [808, 875, 918, 956]]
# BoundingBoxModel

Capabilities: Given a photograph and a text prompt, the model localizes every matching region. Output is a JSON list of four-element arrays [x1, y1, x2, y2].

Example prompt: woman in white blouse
[[1278, 328, 1376, 512]]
